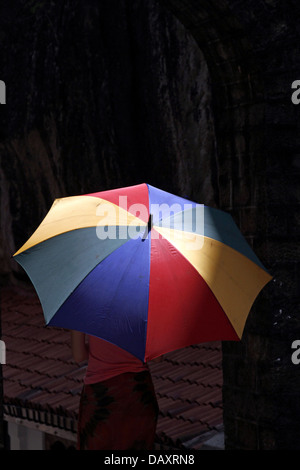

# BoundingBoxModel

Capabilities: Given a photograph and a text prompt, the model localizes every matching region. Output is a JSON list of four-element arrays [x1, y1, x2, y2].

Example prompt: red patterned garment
[[76, 370, 159, 450]]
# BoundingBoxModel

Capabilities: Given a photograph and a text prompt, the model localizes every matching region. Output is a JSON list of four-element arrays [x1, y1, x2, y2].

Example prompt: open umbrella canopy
[[13, 183, 272, 362]]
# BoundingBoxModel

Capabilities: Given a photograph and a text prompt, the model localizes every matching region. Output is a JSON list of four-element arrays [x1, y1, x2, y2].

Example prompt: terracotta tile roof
[[1, 285, 223, 449], [148, 344, 223, 449]]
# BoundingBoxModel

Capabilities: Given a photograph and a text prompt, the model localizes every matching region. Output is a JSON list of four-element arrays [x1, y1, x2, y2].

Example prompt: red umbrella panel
[[13, 183, 272, 362]]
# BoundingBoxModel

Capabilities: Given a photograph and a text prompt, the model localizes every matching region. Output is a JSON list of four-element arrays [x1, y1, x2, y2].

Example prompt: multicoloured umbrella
[[13, 183, 272, 362]]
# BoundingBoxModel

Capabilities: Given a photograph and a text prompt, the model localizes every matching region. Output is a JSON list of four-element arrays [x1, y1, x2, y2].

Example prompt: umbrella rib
[[42, 231, 135, 325], [14, 195, 147, 256], [155, 227, 271, 294], [152, 227, 271, 338], [156, 206, 266, 271]]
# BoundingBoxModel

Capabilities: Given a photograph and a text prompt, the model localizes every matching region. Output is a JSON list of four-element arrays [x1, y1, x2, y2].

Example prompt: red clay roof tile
[[1, 285, 223, 449]]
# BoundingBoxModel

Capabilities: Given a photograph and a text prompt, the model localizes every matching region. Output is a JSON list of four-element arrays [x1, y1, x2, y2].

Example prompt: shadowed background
[[1, 0, 300, 450], [0, 0, 217, 282]]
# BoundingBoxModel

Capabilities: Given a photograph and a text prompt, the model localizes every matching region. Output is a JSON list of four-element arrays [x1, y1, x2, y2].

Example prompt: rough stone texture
[[0, 0, 216, 281], [159, 0, 300, 450], [1, 0, 300, 450], [0, 1, 216, 449]]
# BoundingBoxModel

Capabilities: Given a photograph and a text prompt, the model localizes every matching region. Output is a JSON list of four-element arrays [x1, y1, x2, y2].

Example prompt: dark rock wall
[[0, 0, 216, 280], [159, 0, 300, 450], [1, 0, 300, 450]]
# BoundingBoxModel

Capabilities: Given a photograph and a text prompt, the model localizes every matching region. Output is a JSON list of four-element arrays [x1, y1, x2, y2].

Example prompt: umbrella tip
[[142, 213, 153, 241]]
